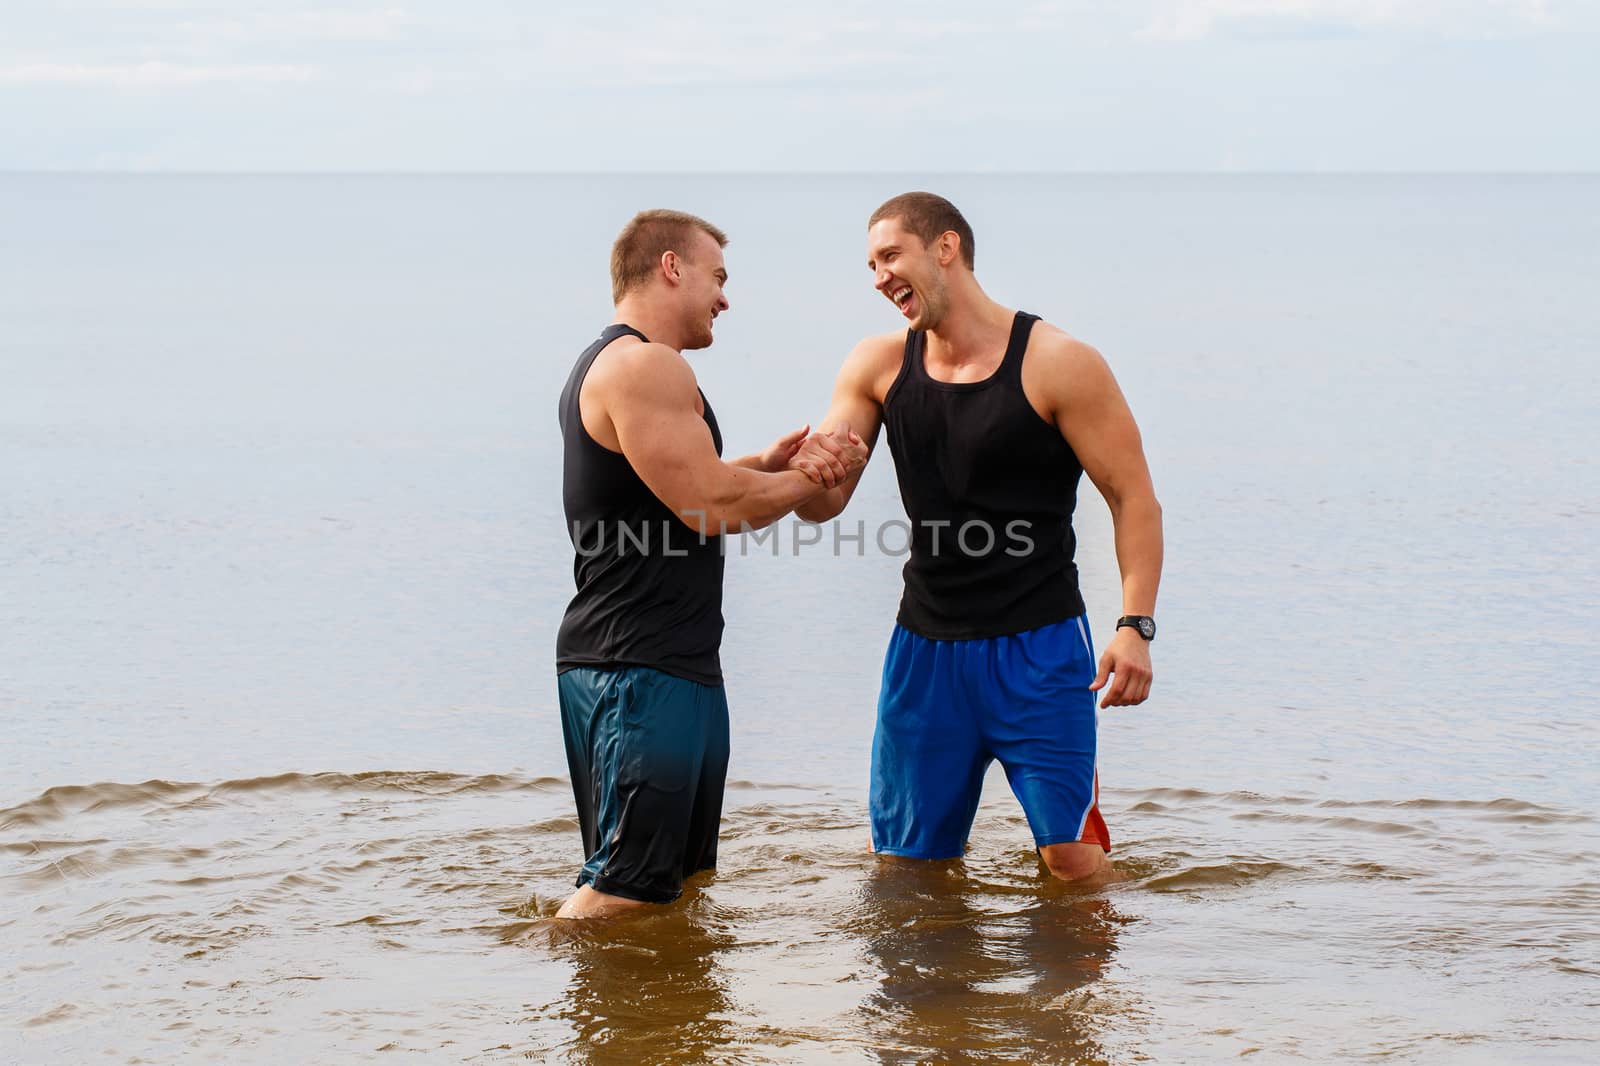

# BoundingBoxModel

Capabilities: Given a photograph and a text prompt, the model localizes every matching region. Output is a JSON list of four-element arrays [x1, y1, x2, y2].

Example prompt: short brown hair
[[869, 192, 975, 270], [610, 209, 728, 303]]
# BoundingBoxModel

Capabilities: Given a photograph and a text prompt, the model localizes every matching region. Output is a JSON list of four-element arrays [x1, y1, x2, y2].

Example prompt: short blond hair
[[610, 209, 728, 303]]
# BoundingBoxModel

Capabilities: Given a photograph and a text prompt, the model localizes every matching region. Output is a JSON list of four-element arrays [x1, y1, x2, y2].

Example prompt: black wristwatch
[[1116, 615, 1157, 642]]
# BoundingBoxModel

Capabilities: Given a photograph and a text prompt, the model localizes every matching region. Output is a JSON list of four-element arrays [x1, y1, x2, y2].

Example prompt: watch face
[[1138, 618, 1156, 640]]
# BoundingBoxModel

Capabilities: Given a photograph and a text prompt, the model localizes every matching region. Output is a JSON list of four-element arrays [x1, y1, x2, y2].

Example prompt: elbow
[[1107, 488, 1162, 527], [795, 494, 842, 524]]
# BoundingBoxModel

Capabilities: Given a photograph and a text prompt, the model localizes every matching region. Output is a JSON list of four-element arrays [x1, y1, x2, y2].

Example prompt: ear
[[936, 231, 961, 267], [660, 250, 682, 285]]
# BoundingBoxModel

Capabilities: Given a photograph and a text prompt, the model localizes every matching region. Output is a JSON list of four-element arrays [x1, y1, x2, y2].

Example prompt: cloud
[[0, 1, 1593, 170], [175, 8, 414, 44], [491, 12, 915, 91], [0, 61, 318, 86], [1139, 0, 1556, 41]]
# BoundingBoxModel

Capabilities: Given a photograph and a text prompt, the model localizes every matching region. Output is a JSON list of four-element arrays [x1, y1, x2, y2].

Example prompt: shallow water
[[5, 771, 1595, 1063], [3, 174, 1599, 1062]]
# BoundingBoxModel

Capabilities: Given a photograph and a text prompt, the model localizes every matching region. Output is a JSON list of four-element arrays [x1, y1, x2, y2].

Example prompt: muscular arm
[[1032, 332, 1164, 706], [602, 342, 824, 534], [793, 335, 898, 522]]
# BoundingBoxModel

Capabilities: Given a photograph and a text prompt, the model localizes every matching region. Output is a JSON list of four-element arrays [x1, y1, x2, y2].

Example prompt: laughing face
[[866, 216, 950, 332], [677, 229, 730, 351]]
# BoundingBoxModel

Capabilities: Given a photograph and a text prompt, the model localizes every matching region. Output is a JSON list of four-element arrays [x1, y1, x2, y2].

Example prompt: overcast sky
[[4, 1, 1597, 171]]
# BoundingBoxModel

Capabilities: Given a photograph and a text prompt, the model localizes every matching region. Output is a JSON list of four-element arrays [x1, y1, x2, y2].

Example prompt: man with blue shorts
[[555, 210, 865, 918], [797, 193, 1164, 882]]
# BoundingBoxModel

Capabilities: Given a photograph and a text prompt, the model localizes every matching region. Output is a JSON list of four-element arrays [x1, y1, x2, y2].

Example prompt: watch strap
[[1116, 615, 1157, 641]]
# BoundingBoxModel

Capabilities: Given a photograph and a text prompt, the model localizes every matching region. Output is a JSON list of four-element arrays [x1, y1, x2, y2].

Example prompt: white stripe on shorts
[[1072, 613, 1096, 843]]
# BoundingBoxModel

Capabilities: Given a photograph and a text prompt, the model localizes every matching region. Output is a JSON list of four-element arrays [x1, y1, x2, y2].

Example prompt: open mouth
[[891, 285, 914, 314]]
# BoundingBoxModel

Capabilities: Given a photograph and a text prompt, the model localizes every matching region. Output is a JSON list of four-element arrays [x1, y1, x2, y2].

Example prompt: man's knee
[[1039, 842, 1107, 883]]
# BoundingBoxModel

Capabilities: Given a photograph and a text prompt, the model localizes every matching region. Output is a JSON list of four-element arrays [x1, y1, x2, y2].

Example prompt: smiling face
[[674, 228, 730, 351], [867, 216, 950, 332]]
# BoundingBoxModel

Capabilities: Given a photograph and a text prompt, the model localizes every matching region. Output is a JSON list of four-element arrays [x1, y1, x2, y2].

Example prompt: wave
[[1122, 787, 1591, 826], [0, 770, 569, 831]]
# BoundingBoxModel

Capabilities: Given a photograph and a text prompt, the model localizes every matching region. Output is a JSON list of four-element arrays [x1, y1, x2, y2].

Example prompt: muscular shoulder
[[589, 336, 699, 407], [1020, 320, 1120, 420], [841, 330, 905, 401], [1026, 320, 1105, 373], [580, 336, 702, 450]]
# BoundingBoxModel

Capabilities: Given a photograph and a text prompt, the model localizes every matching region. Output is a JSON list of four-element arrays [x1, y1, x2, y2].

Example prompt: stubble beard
[[914, 277, 948, 332]]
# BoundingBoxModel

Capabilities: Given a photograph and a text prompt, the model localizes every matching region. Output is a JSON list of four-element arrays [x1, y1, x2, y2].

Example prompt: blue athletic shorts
[[557, 666, 730, 903], [869, 615, 1109, 860]]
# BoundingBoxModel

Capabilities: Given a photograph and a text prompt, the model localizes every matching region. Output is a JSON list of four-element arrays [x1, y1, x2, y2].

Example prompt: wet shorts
[[557, 666, 730, 903], [870, 615, 1109, 860]]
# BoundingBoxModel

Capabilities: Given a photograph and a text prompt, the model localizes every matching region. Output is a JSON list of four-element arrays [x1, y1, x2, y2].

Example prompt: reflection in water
[[11, 775, 1593, 1061], [852, 860, 1125, 1064], [541, 882, 735, 1066]]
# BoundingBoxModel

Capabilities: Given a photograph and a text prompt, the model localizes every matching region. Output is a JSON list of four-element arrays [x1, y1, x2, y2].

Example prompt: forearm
[[794, 486, 848, 523], [1108, 493, 1163, 615], [730, 453, 771, 472], [683, 467, 821, 533]]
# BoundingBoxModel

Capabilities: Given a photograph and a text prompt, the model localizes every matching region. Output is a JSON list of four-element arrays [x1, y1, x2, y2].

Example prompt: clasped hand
[[787, 423, 867, 488]]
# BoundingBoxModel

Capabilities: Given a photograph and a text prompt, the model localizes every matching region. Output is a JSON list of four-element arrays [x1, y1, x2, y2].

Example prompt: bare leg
[[1038, 842, 1118, 886], [555, 885, 652, 919]]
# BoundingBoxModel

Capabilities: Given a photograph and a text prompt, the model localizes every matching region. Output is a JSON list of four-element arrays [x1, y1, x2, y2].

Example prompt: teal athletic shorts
[[557, 666, 731, 903]]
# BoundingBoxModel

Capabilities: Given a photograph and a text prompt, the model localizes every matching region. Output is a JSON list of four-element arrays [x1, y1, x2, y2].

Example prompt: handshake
[[762, 422, 869, 489]]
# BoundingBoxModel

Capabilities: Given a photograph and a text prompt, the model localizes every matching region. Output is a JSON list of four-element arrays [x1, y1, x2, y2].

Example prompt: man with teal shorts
[[554, 209, 865, 918], [798, 193, 1165, 882]]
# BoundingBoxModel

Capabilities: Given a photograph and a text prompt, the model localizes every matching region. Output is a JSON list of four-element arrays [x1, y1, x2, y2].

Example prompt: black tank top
[[882, 311, 1086, 640], [556, 324, 726, 684]]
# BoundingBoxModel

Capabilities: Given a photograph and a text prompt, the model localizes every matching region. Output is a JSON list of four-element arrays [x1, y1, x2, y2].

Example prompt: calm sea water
[[2, 174, 1597, 1063]]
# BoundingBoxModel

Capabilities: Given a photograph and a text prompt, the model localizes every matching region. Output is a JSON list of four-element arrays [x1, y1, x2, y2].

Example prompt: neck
[[925, 277, 1012, 363], [612, 296, 686, 352]]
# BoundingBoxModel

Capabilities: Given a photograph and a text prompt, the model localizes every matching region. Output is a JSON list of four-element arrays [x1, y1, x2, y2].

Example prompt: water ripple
[[1, 772, 1596, 1061]]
